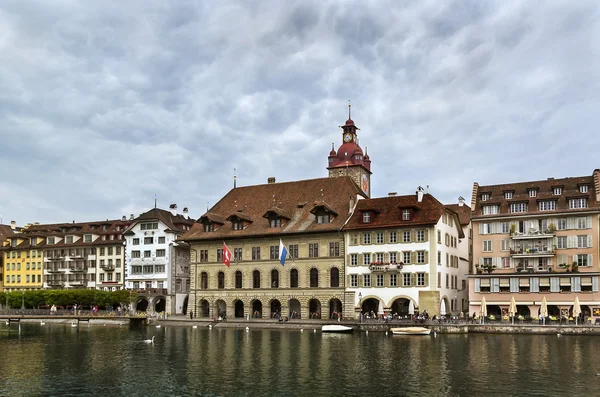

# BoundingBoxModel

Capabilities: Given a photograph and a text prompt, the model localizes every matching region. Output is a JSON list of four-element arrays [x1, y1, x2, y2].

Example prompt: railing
[[47, 281, 64, 286], [368, 263, 404, 272], [511, 230, 555, 239], [510, 247, 555, 256], [101, 265, 115, 271], [70, 267, 86, 272], [135, 288, 168, 295]]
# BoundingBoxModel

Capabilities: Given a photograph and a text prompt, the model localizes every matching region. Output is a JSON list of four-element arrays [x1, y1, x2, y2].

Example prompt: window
[[158, 237, 165, 244], [204, 223, 214, 232], [288, 244, 298, 259], [501, 257, 511, 268], [505, 192, 513, 199], [269, 269, 279, 288], [375, 253, 384, 262], [403, 252, 410, 264], [131, 265, 142, 274], [270, 246, 279, 260], [269, 218, 281, 228], [483, 241, 492, 252], [143, 265, 153, 274], [437, 230, 442, 244], [350, 253, 358, 265], [445, 233, 450, 246], [144, 237, 153, 244], [363, 233, 371, 244], [446, 274, 449, 288], [217, 272, 225, 289], [482, 205, 499, 215], [140, 222, 158, 230], [116, 273, 121, 282], [539, 201, 556, 211], [390, 274, 397, 287], [390, 252, 397, 263], [316, 213, 330, 224], [155, 264, 165, 272], [65, 236, 73, 244], [99, 274, 105, 282], [557, 236, 567, 249], [501, 240, 510, 251], [253, 270, 261, 288], [217, 249, 223, 262], [510, 203, 527, 213], [132, 251, 140, 258], [252, 247, 261, 260], [577, 217, 588, 229], [144, 251, 151, 258], [580, 185, 589, 193], [156, 249, 165, 257], [529, 190, 537, 197], [481, 193, 490, 201], [553, 187, 562, 195], [362, 212, 371, 223], [417, 230, 425, 242], [309, 243, 319, 258], [290, 269, 299, 288], [569, 198, 588, 209], [133, 238, 140, 245], [310, 268, 319, 288], [330, 268, 339, 287], [577, 236, 589, 248], [390, 232, 397, 243], [557, 219, 567, 230], [235, 271, 243, 288], [329, 242, 340, 257], [100, 248, 105, 256], [199, 250, 208, 262], [417, 251, 425, 263], [233, 248, 243, 262], [577, 254, 589, 267], [363, 253, 371, 265], [402, 273, 410, 286], [376, 232, 384, 244], [363, 274, 371, 287], [403, 231, 410, 242], [376, 274, 384, 287], [437, 251, 442, 265], [402, 210, 410, 220], [233, 220, 244, 230], [47, 237, 55, 245], [350, 274, 358, 287], [84, 234, 92, 243], [417, 273, 425, 286]]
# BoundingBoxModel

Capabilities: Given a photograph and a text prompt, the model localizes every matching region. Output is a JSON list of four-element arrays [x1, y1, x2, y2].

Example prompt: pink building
[[469, 169, 600, 323]]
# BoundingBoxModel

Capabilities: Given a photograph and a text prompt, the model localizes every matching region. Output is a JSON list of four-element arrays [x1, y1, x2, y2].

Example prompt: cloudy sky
[[1, 0, 599, 225]]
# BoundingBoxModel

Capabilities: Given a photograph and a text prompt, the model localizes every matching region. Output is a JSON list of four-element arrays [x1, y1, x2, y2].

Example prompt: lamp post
[[358, 292, 362, 322]]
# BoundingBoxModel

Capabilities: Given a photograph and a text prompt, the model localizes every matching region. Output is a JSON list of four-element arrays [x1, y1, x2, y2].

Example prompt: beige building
[[469, 170, 600, 322]]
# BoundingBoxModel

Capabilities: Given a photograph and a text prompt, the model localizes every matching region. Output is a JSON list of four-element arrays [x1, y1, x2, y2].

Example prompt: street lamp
[[357, 292, 362, 323]]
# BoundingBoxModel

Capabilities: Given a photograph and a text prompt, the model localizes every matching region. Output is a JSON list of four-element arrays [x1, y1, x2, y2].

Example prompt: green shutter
[[410, 251, 416, 264], [424, 273, 429, 287], [410, 230, 415, 242], [410, 273, 416, 287], [424, 251, 429, 264], [358, 254, 364, 265], [424, 229, 429, 242]]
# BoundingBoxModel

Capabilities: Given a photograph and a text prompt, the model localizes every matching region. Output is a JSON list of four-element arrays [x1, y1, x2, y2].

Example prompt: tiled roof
[[444, 204, 471, 226], [343, 193, 448, 230], [181, 176, 364, 241], [134, 208, 194, 232], [471, 171, 600, 219]]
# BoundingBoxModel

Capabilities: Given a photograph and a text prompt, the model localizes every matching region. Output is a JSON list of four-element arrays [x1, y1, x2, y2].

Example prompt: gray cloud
[[1, 0, 599, 224]]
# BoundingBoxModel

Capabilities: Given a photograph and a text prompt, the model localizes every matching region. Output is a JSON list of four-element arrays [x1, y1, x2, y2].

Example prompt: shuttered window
[[509, 278, 518, 292]]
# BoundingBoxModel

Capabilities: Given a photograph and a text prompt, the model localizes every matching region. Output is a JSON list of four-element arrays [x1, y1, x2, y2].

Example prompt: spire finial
[[348, 100, 351, 119], [234, 168, 237, 189], [154, 194, 157, 209]]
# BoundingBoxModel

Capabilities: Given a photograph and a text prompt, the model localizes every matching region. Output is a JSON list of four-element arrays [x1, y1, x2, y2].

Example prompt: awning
[[500, 279, 509, 287], [519, 278, 530, 286], [581, 277, 592, 286], [481, 279, 490, 287], [560, 278, 571, 286], [540, 278, 550, 287]]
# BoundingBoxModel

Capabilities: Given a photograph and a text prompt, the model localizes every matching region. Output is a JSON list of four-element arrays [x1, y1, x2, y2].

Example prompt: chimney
[[416, 186, 425, 203], [183, 207, 189, 219], [169, 204, 178, 216], [268, 177, 276, 184], [130, 214, 135, 220], [458, 196, 465, 207], [349, 195, 355, 214], [10, 220, 16, 230], [388, 192, 397, 197]]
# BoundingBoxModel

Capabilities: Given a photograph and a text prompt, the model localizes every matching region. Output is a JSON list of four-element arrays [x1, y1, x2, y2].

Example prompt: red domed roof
[[336, 142, 363, 158], [345, 118, 355, 126], [329, 149, 336, 156]]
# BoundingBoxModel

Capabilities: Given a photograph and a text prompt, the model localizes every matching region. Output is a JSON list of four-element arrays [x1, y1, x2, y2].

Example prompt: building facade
[[343, 189, 469, 318], [123, 206, 193, 315], [0, 222, 18, 291], [2, 233, 44, 292], [469, 170, 600, 322]]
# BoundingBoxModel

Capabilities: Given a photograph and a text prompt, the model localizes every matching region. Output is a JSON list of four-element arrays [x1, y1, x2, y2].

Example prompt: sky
[[1, 0, 599, 225]]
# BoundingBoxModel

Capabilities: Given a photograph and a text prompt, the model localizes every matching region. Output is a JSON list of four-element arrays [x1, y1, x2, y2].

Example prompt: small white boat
[[322, 325, 354, 333], [390, 327, 431, 335]]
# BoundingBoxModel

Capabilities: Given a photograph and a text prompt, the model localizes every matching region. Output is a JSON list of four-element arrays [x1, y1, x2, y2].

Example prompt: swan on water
[[143, 336, 156, 344]]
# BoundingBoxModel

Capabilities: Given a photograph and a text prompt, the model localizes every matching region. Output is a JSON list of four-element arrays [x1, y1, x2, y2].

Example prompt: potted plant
[[571, 261, 579, 273], [481, 263, 497, 274], [559, 263, 570, 272], [547, 223, 557, 233], [510, 224, 516, 236]]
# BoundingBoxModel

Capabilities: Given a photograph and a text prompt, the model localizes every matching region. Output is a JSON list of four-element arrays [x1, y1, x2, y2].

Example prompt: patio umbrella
[[573, 296, 581, 326], [481, 296, 487, 324], [440, 299, 447, 316], [540, 296, 548, 326], [377, 299, 384, 315], [408, 300, 415, 315], [509, 296, 517, 325]]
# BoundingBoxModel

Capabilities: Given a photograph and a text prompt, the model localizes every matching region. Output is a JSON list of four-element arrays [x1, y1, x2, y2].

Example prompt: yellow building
[[2, 234, 45, 292]]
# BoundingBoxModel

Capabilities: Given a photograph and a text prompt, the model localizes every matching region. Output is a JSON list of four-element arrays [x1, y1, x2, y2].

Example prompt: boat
[[321, 325, 354, 333], [390, 327, 431, 335]]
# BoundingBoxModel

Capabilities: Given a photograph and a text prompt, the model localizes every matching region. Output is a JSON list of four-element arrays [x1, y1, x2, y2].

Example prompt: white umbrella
[[540, 296, 548, 326], [377, 299, 384, 315], [573, 296, 581, 326], [509, 296, 517, 325], [408, 300, 415, 315], [440, 299, 447, 316], [481, 296, 487, 324]]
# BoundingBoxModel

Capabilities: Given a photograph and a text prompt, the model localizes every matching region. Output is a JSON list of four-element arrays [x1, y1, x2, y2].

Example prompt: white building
[[123, 205, 194, 315], [343, 188, 470, 318]]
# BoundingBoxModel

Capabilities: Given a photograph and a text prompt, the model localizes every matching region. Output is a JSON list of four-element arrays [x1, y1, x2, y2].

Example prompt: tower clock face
[[344, 133, 352, 143], [361, 174, 369, 194]]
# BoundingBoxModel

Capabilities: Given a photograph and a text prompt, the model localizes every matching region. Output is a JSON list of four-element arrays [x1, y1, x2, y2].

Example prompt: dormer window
[[66, 236, 73, 244], [504, 192, 513, 199], [270, 218, 282, 228], [233, 220, 244, 230], [553, 187, 562, 195], [47, 237, 55, 245], [310, 204, 337, 225], [317, 213, 330, 224], [528, 190, 537, 198], [402, 209, 411, 221], [482, 205, 499, 215], [30, 238, 36, 246], [362, 212, 371, 223], [569, 198, 588, 209], [481, 193, 490, 201], [11, 239, 17, 247], [204, 223, 214, 232], [84, 234, 92, 243], [580, 185, 589, 193]]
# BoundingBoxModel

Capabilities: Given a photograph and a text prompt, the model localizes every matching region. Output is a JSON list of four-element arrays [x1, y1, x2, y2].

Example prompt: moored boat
[[322, 325, 354, 333], [390, 327, 431, 335]]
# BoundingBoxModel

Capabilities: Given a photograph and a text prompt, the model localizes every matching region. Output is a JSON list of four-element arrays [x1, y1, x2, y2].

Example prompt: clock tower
[[327, 104, 372, 197]]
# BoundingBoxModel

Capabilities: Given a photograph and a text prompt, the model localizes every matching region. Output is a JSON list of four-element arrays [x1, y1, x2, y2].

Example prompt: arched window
[[330, 267, 339, 287], [271, 269, 279, 288], [253, 270, 261, 289], [218, 271, 225, 289], [290, 269, 298, 288], [235, 271, 243, 289], [310, 268, 319, 288], [200, 272, 208, 289]]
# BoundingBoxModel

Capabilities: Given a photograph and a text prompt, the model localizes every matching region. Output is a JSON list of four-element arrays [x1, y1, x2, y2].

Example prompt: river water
[[0, 322, 598, 396]]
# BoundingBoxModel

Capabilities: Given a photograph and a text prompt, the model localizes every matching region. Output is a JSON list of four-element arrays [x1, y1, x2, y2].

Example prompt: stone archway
[[329, 298, 342, 319], [198, 299, 210, 317], [234, 300, 245, 318], [270, 299, 281, 318], [390, 298, 411, 317], [309, 299, 321, 319], [136, 298, 149, 312], [289, 299, 301, 318], [516, 305, 531, 317], [154, 297, 166, 313], [361, 298, 379, 318], [252, 299, 263, 318], [215, 299, 226, 318]]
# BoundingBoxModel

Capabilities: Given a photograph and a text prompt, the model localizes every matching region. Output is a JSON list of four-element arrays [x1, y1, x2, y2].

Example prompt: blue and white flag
[[279, 239, 287, 266]]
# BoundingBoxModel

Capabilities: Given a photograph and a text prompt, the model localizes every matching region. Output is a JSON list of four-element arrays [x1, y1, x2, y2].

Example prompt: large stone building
[[343, 189, 470, 318], [0, 222, 18, 291], [123, 206, 193, 315], [469, 170, 600, 322]]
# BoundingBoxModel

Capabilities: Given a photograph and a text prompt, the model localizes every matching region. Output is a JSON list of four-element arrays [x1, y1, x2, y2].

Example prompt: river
[[0, 322, 598, 396]]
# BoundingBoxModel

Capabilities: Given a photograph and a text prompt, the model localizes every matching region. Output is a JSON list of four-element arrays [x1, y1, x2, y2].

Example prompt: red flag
[[222, 242, 232, 267]]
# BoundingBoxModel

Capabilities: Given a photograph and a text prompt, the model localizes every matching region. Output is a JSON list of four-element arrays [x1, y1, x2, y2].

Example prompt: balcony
[[69, 280, 85, 286], [48, 280, 64, 287], [70, 267, 86, 273], [46, 268, 64, 273], [510, 247, 555, 258], [135, 288, 168, 295], [368, 263, 404, 272], [101, 264, 115, 271], [48, 256, 64, 261], [511, 229, 555, 240], [69, 254, 84, 259]]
